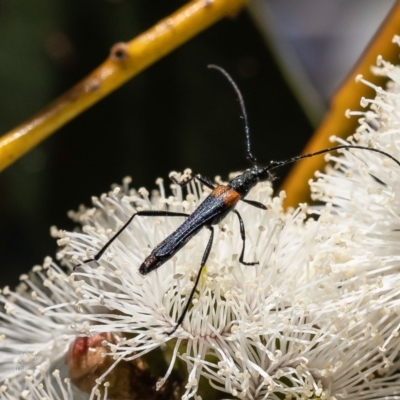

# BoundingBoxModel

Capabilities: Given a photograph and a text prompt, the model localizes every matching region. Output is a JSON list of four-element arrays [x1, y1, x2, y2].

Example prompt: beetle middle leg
[[165, 225, 214, 335], [233, 209, 258, 266]]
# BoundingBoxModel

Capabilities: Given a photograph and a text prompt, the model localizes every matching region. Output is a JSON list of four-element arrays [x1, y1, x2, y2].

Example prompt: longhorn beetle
[[78, 65, 400, 335]]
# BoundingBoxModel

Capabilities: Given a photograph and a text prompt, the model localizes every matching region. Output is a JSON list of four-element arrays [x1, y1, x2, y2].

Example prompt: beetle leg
[[170, 172, 215, 190], [165, 225, 214, 335], [242, 198, 267, 210], [75, 210, 190, 269], [233, 209, 259, 266]]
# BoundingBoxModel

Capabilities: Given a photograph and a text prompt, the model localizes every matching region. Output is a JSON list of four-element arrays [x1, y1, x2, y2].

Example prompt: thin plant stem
[[281, 1, 400, 207], [0, 0, 247, 172]]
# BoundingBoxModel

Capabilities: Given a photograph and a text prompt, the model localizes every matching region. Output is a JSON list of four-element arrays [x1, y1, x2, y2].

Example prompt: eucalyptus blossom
[[3, 41, 400, 400]]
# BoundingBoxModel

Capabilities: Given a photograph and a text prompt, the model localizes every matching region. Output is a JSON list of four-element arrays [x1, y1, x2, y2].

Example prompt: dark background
[[0, 0, 313, 287]]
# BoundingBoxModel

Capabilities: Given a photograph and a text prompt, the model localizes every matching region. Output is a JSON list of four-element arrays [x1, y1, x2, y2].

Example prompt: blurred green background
[[0, 0, 320, 287]]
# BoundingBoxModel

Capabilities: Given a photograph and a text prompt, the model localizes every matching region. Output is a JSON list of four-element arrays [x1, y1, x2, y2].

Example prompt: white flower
[[59, 174, 333, 397], [1, 368, 87, 400], [5, 41, 400, 400], [310, 40, 400, 307], [308, 38, 400, 398], [58, 42, 400, 397], [0, 257, 124, 399], [0, 257, 92, 399], [55, 161, 400, 399]]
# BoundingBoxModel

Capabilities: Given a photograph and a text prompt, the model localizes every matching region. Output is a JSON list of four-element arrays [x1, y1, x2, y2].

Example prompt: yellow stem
[[281, 1, 400, 208], [0, 0, 248, 172]]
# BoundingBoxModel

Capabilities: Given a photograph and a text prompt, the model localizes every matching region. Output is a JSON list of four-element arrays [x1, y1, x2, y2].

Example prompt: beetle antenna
[[208, 64, 257, 166], [264, 144, 400, 172]]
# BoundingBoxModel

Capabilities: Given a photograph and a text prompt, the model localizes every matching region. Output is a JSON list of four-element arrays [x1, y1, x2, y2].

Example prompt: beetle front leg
[[169, 171, 215, 190]]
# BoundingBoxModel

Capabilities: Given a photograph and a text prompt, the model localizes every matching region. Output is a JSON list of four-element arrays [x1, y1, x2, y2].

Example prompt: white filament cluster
[[3, 42, 400, 399]]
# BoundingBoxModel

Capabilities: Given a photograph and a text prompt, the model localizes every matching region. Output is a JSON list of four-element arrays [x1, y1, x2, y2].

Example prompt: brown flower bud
[[67, 332, 183, 400]]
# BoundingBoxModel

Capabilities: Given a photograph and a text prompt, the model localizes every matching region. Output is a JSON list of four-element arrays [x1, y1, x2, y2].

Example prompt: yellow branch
[[281, 1, 400, 208], [0, 0, 247, 172]]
